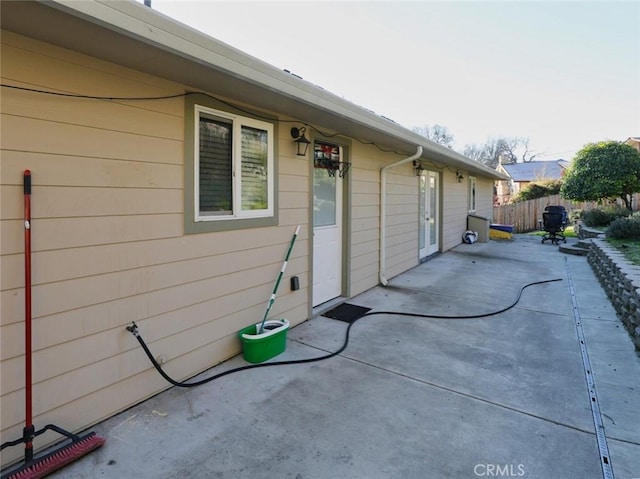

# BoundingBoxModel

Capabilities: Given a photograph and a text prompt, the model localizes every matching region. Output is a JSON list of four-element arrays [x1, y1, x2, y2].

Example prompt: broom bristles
[[2, 433, 105, 479]]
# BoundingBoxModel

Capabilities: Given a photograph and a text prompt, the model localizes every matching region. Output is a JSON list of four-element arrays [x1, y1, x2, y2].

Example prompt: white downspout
[[379, 146, 423, 286]]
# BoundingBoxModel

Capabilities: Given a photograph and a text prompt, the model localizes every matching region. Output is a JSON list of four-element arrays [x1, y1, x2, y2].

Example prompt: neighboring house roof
[[0, 0, 506, 180], [625, 137, 640, 151], [499, 160, 568, 182]]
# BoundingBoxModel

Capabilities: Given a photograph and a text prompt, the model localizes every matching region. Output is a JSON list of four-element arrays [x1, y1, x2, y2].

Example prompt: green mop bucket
[[239, 319, 290, 363]]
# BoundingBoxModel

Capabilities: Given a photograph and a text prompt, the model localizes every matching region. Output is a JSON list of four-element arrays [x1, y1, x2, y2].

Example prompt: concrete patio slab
[[39, 235, 640, 479]]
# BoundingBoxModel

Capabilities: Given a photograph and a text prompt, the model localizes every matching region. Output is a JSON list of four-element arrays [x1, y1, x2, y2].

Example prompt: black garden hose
[[126, 278, 562, 388]]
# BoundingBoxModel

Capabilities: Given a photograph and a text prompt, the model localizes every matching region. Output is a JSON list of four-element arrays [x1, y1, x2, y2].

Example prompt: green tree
[[561, 141, 640, 211]]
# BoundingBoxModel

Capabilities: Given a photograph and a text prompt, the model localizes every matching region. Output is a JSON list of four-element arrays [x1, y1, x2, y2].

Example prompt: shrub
[[511, 180, 562, 202], [581, 207, 630, 227], [606, 216, 640, 239]]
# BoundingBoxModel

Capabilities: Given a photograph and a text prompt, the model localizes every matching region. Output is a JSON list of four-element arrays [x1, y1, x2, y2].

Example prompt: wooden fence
[[491, 195, 598, 233], [493, 193, 640, 233]]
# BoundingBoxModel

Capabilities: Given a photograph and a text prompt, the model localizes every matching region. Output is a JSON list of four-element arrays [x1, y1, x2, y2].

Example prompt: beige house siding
[[349, 149, 384, 296], [0, 31, 308, 462], [349, 148, 423, 293], [439, 171, 494, 251], [384, 167, 420, 280], [1, 23, 501, 467], [475, 176, 495, 219], [441, 169, 469, 251]]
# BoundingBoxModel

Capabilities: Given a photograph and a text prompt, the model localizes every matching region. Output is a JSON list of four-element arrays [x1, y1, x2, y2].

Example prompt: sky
[[149, 0, 640, 161]]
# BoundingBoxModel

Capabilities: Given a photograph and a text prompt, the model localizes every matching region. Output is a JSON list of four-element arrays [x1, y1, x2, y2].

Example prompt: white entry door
[[312, 142, 343, 306], [419, 171, 440, 259]]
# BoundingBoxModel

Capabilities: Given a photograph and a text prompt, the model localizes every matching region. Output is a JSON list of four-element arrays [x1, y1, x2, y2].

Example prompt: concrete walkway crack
[[290, 336, 599, 439]]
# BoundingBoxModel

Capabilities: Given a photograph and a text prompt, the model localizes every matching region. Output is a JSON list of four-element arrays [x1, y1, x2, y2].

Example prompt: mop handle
[[258, 225, 300, 333], [23, 170, 34, 457]]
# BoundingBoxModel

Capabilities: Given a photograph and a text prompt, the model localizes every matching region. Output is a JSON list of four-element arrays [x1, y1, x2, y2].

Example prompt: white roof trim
[[3, 0, 506, 179]]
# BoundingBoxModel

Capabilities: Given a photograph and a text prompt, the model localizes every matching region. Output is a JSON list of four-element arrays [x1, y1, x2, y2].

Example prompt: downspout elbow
[[379, 146, 423, 286]]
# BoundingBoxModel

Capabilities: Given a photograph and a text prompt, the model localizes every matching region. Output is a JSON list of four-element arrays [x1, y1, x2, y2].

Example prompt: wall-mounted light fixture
[[291, 127, 311, 157], [413, 160, 424, 177], [456, 170, 464, 183]]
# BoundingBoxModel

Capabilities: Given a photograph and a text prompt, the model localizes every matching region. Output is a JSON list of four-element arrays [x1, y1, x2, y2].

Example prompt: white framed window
[[194, 105, 274, 222], [468, 175, 477, 213]]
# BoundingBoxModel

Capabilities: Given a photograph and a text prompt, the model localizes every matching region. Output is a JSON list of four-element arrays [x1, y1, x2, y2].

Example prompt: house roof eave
[[1, 0, 505, 179]]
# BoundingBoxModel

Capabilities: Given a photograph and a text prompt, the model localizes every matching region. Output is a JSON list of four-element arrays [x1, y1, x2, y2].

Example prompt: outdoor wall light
[[291, 127, 311, 157], [413, 160, 424, 177], [456, 170, 464, 183]]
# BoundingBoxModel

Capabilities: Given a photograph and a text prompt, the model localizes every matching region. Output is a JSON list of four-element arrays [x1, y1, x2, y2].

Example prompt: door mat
[[322, 303, 371, 323]]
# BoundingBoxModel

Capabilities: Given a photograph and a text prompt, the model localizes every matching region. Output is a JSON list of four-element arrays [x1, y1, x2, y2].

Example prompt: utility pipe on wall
[[379, 146, 423, 286]]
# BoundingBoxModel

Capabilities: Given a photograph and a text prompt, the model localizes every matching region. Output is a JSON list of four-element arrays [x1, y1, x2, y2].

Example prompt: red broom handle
[[23, 170, 34, 461]]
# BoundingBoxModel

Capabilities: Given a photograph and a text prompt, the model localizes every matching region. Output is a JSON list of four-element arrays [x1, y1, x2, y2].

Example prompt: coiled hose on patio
[[126, 277, 562, 388]]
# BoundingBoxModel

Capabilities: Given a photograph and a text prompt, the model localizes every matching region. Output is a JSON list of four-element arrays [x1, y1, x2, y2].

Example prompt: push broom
[[257, 225, 300, 334], [0, 171, 105, 479]]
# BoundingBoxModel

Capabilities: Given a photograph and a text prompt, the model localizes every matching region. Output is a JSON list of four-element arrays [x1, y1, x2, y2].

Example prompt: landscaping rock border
[[588, 238, 640, 351], [575, 221, 604, 240]]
